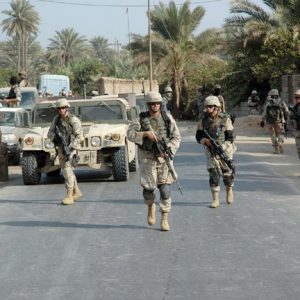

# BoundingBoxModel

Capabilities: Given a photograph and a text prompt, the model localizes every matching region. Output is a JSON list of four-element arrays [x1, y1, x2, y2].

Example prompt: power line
[[35, 0, 222, 8]]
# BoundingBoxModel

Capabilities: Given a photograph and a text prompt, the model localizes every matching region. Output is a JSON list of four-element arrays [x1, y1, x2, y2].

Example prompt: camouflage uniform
[[127, 112, 181, 213], [261, 90, 289, 154], [290, 90, 300, 159], [48, 113, 83, 191], [196, 112, 236, 192]]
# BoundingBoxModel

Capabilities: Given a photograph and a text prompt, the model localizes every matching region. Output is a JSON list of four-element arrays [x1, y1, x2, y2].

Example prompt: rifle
[[55, 125, 71, 160], [203, 129, 235, 177], [289, 104, 300, 117], [154, 137, 183, 195]]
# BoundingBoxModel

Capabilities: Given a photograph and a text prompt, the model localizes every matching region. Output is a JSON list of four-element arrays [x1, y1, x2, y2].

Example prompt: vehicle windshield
[[0, 111, 15, 126], [21, 91, 37, 109], [80, 104, 124, 122], [34, 107, 75, 125]]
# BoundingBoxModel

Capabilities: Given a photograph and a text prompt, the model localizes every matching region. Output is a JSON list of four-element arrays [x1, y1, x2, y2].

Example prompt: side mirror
[[128, 106, 140, 121]]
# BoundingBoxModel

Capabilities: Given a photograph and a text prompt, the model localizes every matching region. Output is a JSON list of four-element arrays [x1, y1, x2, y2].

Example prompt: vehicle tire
[[22, 152, 41, 185], [46, 168, 61, 177], [12, 149, 21, 165], [112, 146, 129, 181]]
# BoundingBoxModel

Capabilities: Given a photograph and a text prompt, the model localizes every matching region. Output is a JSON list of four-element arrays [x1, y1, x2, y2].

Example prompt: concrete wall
[[97, 77, 159, 96]]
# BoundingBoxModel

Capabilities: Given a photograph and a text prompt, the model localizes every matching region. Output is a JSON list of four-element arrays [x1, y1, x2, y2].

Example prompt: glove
[[260, 120, 265, 128]]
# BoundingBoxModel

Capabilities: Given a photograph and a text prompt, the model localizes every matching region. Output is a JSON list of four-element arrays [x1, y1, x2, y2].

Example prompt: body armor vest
[[202, 113, 226, 144], [139, 111, 171, 151], [7, 87, 16, 99], [266, 102, 283, 124], [54, 114, 74, 146]]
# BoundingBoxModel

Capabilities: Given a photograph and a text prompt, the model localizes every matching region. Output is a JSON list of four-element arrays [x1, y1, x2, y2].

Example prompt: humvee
[[20, 96, 139, 185]]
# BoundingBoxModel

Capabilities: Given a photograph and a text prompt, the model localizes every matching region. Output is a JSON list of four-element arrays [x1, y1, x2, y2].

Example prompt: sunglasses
[[149, 102, 161, 106], [57, 106, 68, 110], [295, 96, 300, 99], [207, 105, 216, 108]]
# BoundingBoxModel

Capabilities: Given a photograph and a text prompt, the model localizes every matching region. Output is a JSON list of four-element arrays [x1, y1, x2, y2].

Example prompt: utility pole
[[148, 0, 153, 91]]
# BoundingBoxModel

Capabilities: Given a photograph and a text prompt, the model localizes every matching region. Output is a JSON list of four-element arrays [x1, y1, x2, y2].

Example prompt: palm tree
[[89, 36, 114, 64], [149, 1, 205, 116], [1, 0, 40, 72], [46, 28, 88, 68]]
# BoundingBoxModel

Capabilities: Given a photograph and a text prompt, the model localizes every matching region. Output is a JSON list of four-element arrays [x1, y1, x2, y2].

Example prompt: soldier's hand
[[203, 138, 212, 147], [260, 120, 265, 128], [143, 131, 158, 142]]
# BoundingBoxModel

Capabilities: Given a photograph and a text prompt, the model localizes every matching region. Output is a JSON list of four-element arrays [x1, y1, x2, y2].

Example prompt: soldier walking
[[260, 89, 289, 154], [195, 96, 236, 208], [289, 89, 300, 159], [47, 98, 83, 205], [127, 91, 181, 231], [161, 86, 173, 113], [212, 84, 226, 113]]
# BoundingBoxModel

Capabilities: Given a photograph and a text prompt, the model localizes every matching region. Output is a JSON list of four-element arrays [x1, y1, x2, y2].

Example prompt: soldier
[[47, 98, 84, 205], [18, 70, 28, 87], [260, 89, 289, 154], [127, 91, 181, 231], [289, 89, 300, 159], [2, 76, 21, 107], [213, 84, 225, 113], [247, 90, 260, 114], [161, 86, 173, 112], [195, 96, 236, 208]]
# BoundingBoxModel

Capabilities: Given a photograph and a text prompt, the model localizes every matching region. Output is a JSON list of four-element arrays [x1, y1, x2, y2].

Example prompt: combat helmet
[[251, 90, 257, 94], [145, 91, 162, 104], [204, 95, 220, 107], [164, 86, 173, 93], [56, 98, 70, 108], [294, 89, 300, 96], [269, 89, 279, 97]]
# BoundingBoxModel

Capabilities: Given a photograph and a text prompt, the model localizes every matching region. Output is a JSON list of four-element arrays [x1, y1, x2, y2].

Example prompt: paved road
[[0, 124, 300, 300]]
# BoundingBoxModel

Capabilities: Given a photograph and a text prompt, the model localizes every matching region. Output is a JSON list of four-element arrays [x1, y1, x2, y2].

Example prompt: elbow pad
[[196, 129, 205, 143], [224, 130, 234, 143]]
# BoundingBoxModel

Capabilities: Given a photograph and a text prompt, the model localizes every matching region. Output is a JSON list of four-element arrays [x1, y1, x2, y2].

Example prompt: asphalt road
[[0, 123, 300, 300]]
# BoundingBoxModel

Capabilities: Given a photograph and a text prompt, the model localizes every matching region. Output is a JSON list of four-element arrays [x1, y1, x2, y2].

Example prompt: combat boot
[[73, 182, 82, 201], [226, 186, 234, 205], [273, 146, 280, 154], [61, 190, 74, 205], [278, 144, 284, 153], [210, 190, 220, 208], [147, 203, 156, 226], [160, 212, 170, 231]]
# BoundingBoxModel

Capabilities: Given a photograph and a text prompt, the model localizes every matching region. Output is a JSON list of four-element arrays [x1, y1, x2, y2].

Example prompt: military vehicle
[[20, 96, 139, 185], [0, 87, 40, 110], [0, 107, 30, 165]]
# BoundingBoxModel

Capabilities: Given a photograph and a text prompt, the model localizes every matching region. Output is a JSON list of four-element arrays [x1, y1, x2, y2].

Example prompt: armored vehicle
[[0, 87, 40, 110], [0, 107, 30, 165], [20, 96, 139, 185]]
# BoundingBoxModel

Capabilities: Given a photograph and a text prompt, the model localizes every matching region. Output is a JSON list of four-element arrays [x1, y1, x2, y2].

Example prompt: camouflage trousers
[[140, 157, 174, 213], [294, 130, 300, 159], [205, 141, 236, 192], [267, 123, 285, 147], [58, 148, 77, 191]]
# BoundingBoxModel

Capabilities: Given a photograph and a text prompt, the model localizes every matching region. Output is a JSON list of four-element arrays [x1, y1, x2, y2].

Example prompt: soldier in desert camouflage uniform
[[127, 91, 181, 231], [48, 98, 84, 205]]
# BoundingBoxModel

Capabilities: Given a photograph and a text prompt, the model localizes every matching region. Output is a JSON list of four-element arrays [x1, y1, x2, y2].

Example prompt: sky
[[0, 0, 265, 49]]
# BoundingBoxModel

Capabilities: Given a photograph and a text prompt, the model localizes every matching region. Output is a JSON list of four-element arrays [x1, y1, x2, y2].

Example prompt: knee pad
[[158, 184, 171, 200], [209, 168, 220, 187], [143, 189, 155, 201], [223, 173, 234, 187]]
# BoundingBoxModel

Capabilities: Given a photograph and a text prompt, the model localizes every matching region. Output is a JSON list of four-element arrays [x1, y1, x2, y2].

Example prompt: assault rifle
[[154, 137, 183, 195], [289, 104, 300, 117], [203, 129, 235, 177], [55, 125, 71, 160]]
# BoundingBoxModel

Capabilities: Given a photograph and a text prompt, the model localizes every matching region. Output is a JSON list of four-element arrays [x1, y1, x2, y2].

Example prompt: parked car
[[0, 107, 30, 165]]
